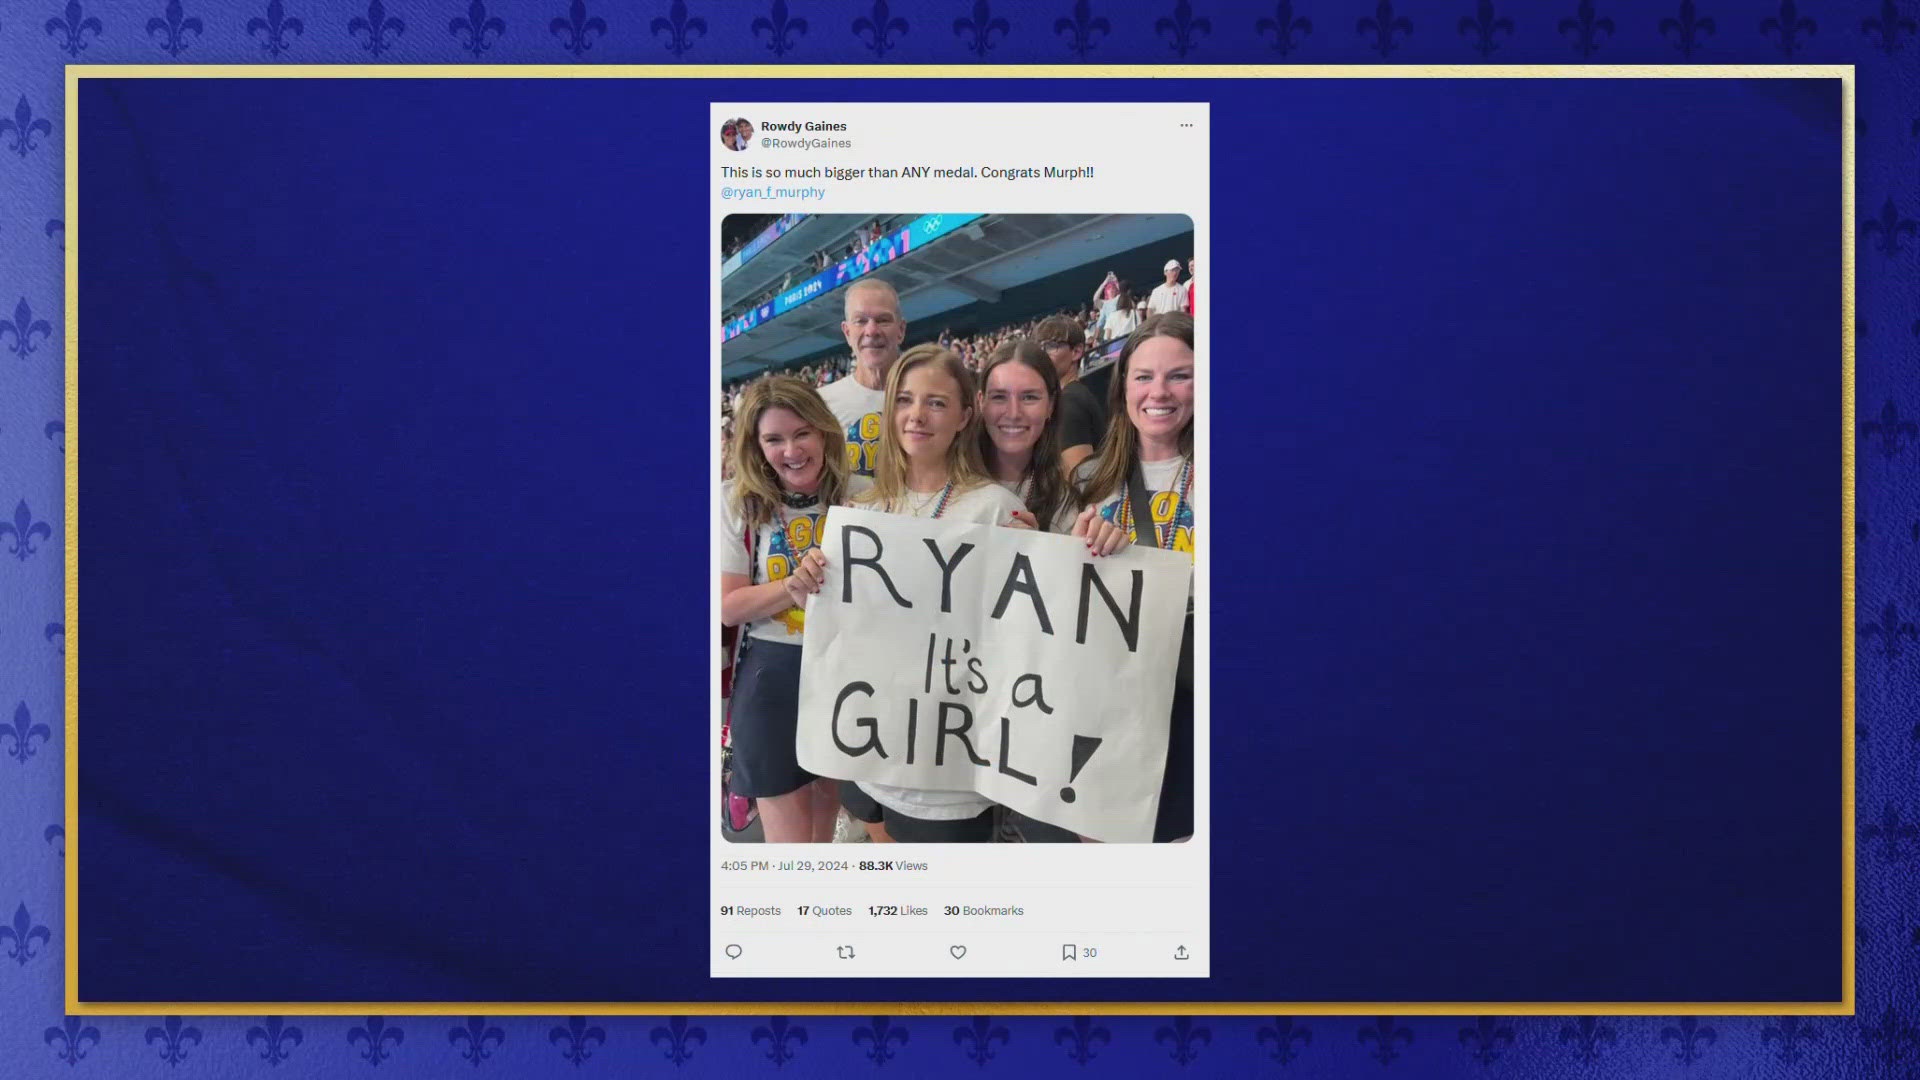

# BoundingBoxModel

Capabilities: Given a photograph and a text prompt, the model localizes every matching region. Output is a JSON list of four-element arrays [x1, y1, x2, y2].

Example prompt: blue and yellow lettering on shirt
[[764, 512, 823, 634], [844, 412, 882, 477], [1100, 493, 1195, 557]]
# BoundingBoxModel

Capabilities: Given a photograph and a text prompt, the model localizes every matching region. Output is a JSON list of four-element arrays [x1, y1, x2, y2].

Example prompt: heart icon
[[949, 945, 967, 959]]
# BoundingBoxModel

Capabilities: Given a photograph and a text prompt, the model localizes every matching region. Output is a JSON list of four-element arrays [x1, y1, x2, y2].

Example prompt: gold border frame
[[63, 64, 1854, 1017]]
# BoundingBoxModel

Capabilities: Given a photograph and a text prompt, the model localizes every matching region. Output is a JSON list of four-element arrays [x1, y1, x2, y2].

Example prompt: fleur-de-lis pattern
[[1, 98, 52, 159], [1054, 1016, 1109, 1065], [1055, 0, 1109, 56], [0, 500, 53, 560], [1155, 1016, 1211, 1065], [44, 1017, 101, 1066], [648, 0, 703, 56], [1155, 0, 1211, 55], [1659, 1016, 1715, 1065], [246, 1016, 304, 1066], [2, 11, 1920, 1080], [1458, 0, 1512, 55], [44, 0, 104, 56], [247, 0, 305, 55], [1357, 0, 1411, 55], [752, 0, 806, 56], [1659, 0, 1714, 56], [1760, 0, 1816, 54], [348, 1016, 405, 1066], [549, 0, 604, 55], [1256, 1016, 1311, 1063], [348, 0, 405, 53], [1458, 1015, 1512, 1065], [952, 1016, 1008, 1066], [145, 1016, 204, 1066], [1864, 195, 1918, 255], [752, 1016, 806, 1067], [1, 298, 53, 358], [145, 0, 203, 55], [1358, 1015, 1412, 1065], [549, 1016, 606, 1066], [1254, 0, 1311, 53], [1862, 0, 1917, 52], [449, 0, 504, 55], [851, 0, 907, 56], [953, 0, 1009, 56], [1557, 0, 1613, 56], [649, 1015, 706, 1065], [0, 901, 51, 964], [447, 1016, 503, 1065], [852, 1016, 909, 1065]]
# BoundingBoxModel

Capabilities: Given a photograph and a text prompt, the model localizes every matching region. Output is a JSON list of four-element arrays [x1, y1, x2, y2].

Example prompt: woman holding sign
[[787, 344, 1023, 842], [718, 376, 863, 844], [1075, 312, 1197, 843], [976, 339, 1134, 550]]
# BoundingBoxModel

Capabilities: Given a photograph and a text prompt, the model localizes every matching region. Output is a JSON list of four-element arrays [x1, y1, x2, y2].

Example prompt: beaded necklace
[[901, 482, 955, 520], [1119, 456, 1194, 549]]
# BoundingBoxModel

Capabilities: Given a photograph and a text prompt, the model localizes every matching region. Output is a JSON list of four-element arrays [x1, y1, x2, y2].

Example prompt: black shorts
[[726, 638, 813, 799], [837, 781, 995, 843]]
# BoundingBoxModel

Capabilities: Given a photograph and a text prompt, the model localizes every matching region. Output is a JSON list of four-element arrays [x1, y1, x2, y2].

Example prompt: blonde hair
[[1078, 312, 1196, 508], [860, 343, 992, 511], [727, 375, 851, 531]]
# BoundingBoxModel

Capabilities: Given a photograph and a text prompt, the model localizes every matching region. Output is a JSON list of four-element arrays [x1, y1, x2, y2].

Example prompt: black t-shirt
[[1059, 379, 1107, 451]]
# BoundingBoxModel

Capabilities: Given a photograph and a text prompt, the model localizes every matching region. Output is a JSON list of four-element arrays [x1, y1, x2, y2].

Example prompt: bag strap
[[1126, 462, 1157, 548]]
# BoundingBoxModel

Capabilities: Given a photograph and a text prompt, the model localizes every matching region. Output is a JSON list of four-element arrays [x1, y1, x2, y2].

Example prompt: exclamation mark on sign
[[1059, 735, 1103, 804]]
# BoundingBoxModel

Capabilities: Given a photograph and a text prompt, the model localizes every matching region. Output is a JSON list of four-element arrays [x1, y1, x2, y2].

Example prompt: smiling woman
[[717, 376, 864, 843]]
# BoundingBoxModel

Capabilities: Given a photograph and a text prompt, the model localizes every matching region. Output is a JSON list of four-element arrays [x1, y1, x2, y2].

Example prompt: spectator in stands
[[1100, 281, 1142, 341], [818, 278, 907, 478], [1073, 312, 1196, 843], [977, 338, 1131, 549], [1186, 256, 1196, 315], [1148, 258, 1188, 315], [719, 376, 855, 843], [1034, 314, 1108, 474], [785, 345, 1025, 843]]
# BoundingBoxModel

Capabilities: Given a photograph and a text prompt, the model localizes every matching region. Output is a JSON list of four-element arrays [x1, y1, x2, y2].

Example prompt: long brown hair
[[727, 375, 851, 531], [859, 343, 992, 511], [1078, 312, 1196, 508], [976, 338, 1068, 530]]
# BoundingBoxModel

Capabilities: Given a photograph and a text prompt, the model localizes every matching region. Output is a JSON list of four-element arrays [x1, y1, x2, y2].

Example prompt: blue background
[[74, 72, 1841, 1006], [0, 2, 1912, 1076]]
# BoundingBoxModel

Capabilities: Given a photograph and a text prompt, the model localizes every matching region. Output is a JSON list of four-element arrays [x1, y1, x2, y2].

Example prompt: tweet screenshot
[[711, 102, 1208, 979]]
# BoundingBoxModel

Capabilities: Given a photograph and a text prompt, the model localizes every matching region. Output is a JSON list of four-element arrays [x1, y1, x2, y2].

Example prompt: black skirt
[[726, 638, 813, 799]]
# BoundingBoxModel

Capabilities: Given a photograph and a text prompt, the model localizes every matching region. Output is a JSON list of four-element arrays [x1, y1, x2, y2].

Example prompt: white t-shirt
[[857, 479, 1026, 821], [818, 374, 886, 478], [1147, 280, 1188, 315], [1076, 454, 1196, 557], [1102, 306, 1141, 342], [715, 478, 871, 644]]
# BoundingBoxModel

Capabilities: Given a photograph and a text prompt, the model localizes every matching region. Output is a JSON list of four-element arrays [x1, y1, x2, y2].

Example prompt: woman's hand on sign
[[784, 548, 829, 607], [1004, 509, 1038, 531], [1071, 507, 1131, 558]]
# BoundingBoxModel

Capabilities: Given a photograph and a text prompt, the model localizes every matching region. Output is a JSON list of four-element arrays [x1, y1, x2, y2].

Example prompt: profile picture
[[721, 117, 753, 152], [717, 213, 1200, 845]]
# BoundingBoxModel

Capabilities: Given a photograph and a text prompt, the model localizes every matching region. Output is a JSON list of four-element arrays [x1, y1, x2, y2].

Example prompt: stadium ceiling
[[720, 214, 869, 306], [719, 213, 1192, 380]]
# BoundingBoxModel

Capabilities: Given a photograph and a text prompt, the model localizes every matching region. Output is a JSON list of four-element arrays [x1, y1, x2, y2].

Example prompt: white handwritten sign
[[796, 506, 1189, 842]]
